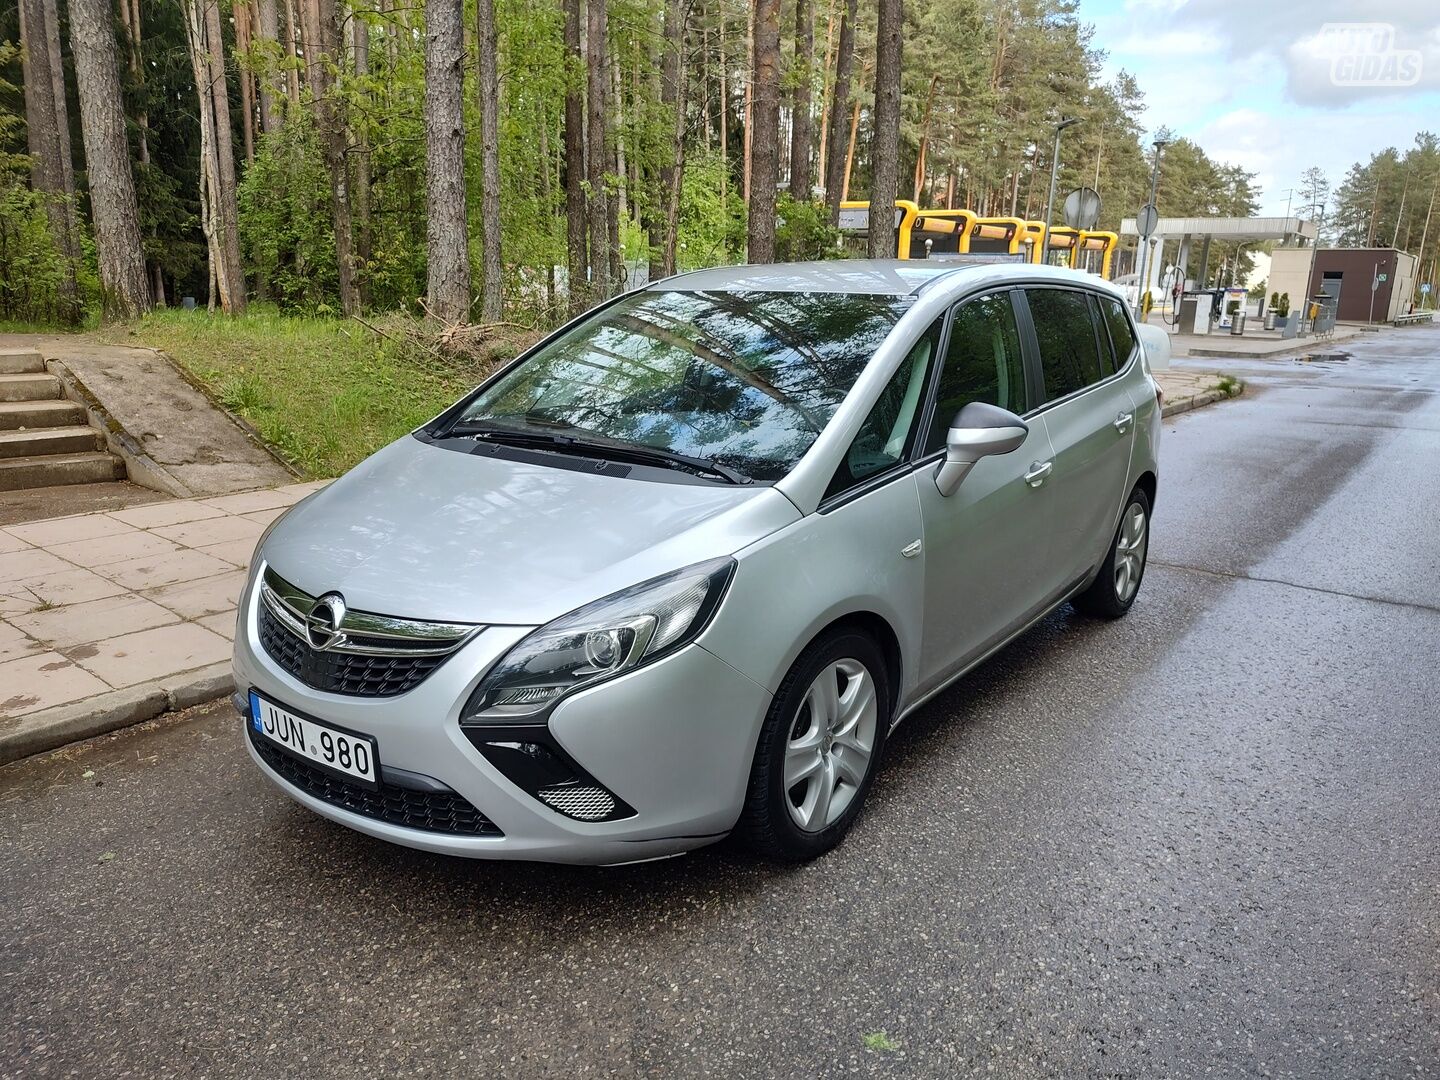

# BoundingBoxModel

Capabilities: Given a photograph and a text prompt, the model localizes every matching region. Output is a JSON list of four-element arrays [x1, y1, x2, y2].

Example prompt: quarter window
[[1099, 295, 1138, 370], [1028, 288, 1106, 401], [923, 292, 1028, 453]]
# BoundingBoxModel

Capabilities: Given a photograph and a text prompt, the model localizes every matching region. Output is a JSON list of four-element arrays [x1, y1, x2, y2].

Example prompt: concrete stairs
[[0, 350, 125, 491]]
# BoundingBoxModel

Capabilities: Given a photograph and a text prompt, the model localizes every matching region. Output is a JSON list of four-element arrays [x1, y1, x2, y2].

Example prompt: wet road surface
[[4, 325, 1439, 1078]]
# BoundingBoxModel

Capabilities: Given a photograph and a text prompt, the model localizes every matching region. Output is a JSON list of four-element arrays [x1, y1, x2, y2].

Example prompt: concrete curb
[[1161, 389, 1228, 418], [0, 662, 234, 766]]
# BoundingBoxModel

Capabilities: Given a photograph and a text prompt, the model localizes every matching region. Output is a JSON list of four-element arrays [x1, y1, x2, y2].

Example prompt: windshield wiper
[[444, 421, 753, 485]]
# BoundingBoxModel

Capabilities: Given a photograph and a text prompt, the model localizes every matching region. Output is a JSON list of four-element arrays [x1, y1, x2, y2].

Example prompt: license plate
[[249, 691, 378, 786]]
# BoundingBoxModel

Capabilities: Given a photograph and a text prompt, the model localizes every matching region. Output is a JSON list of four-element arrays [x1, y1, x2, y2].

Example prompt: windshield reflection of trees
[[476, 290, 904, 481]]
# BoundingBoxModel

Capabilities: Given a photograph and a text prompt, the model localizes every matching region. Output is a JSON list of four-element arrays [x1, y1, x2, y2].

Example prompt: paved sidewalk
[[1, 481, 326, 761]]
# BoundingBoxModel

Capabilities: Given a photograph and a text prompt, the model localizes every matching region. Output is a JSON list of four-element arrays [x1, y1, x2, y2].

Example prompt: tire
[[1073, 486, 1151, 619], [738, 628, 891, 862]]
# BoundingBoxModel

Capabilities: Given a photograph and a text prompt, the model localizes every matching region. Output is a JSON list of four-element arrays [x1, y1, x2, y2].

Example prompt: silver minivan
[[235, 261, 1161, 864]]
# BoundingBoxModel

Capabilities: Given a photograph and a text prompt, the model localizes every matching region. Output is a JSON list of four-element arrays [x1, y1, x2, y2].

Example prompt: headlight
[[460, 557, 736, 725]]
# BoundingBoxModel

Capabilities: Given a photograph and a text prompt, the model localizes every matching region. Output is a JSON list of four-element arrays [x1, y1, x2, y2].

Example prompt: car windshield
[[447, 289, 911, 482]]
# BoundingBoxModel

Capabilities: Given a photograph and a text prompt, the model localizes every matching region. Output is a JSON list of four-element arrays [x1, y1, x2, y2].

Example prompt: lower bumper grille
[[248, 723, 502, 837]]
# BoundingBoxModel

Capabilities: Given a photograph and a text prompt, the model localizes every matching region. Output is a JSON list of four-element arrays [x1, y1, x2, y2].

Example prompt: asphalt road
[[4, 326, 1439, 1079]]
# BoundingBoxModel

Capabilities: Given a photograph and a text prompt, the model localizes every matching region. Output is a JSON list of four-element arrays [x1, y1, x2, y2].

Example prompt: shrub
[[774, 193, 842, 262]]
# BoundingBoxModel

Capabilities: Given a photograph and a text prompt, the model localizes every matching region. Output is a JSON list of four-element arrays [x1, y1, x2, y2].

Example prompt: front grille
[[259, 604, 446, 696], [248, 723, 502, 836]]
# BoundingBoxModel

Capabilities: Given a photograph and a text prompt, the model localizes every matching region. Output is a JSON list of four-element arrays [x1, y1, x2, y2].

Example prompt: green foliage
[[1331, 133, 1439, 277], [774, 193, 841, 261], [239, 119, 342, 313], [0, 183, 73, 322], [676, 149, 745, 269], [0, 42, 97, 324]]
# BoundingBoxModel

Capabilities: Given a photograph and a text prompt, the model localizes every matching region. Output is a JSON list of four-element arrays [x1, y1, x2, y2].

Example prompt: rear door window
[[1027, 287, 1106, 402]]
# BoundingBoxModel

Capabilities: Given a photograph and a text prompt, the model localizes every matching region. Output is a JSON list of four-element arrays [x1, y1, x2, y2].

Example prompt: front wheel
[[1073, 487, 1151, 619], [738, 629, 890, 861]]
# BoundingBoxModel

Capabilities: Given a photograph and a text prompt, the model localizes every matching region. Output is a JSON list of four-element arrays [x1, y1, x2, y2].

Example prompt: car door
[[1021, 287, 1138, 588], [910, 289, 1059, 697]]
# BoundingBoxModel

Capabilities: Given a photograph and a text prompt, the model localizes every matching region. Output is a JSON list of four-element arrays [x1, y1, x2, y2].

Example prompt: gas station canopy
[[1118, 216, 1318, 244]]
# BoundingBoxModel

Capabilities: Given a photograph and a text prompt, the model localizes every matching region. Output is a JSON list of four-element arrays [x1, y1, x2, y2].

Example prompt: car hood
[[259, 435, 801, 625]]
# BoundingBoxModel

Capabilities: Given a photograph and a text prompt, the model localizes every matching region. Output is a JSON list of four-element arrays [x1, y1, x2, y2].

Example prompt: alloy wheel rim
[[783, 659, 878, 833], [1113, 502, 1148, 603]]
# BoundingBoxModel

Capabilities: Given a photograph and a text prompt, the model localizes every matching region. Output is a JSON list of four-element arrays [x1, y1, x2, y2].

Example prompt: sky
[[1080, 0, 1440, 217]]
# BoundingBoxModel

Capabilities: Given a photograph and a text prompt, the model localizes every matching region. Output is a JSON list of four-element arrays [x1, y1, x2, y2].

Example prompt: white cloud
[[1192, 106, 1428, 216], [1174, 0, 1440, 106], [1087, 0, 1439, 201]]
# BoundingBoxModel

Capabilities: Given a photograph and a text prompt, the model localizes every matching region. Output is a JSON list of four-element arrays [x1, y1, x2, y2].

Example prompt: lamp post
[[1134, 133, 1170, 319], [1041, 117, 1081, 263]]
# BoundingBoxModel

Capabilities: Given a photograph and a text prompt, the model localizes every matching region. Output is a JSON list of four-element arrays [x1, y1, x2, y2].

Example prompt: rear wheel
[[739, 629, 890, 861], [1073, 487, 1150, 619]]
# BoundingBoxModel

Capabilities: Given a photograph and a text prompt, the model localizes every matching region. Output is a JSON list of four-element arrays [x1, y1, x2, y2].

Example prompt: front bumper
[[233, 576, 772, 864]]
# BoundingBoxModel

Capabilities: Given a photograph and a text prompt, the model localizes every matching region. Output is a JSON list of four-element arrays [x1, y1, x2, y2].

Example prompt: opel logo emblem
[[306, 593, 348, 651]]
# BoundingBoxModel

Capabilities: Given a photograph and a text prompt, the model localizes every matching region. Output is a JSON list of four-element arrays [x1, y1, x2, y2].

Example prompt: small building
[[1268, 247, 1419, 323]]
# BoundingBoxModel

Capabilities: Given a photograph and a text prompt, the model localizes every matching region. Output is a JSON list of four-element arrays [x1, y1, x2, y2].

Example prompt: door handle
[[1113, 411, 1134, 434], [1023, 460, 1052, 487]]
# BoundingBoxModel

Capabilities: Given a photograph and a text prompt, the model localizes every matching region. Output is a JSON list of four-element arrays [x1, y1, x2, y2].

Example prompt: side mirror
[[934, 402, 1028, 497]]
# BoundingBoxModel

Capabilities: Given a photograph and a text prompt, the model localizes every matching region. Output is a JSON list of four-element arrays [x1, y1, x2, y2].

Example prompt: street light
[[1041, 117, 1081, 264], [1134, 133, 1170, 319]]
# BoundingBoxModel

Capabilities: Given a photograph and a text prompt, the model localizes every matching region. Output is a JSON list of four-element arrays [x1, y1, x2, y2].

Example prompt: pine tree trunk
[[69, 0, 151, 319], [255, 0, 283, 133], [476, 0, 502, 322], [235, 0, 256, 162], [585, 0, 611, 298], [40, 0, 77, 214], [747, 0, 780, 262], [866, 0, 902, 258], [788, 0, 813, 202], [118, 0, 164, 300], [353, 0, 373, 307], [611, 53, 627, 224], [742, 2, 753, 204], [539, 119, 556, 309], [718, 7, 728, 215], [658, 0, 687, 277], [562, 0, 588, 314], [822, 0, 856, 221], [203, 0, 248, 311], [19, 0, 80, 318], [306, 0, 358, 315], [184, 0, 241, 312], [912, 72, 938, 202], [423, 0, 471, 323], [815, 0, 836, 188], [282, 0, 302, 107]]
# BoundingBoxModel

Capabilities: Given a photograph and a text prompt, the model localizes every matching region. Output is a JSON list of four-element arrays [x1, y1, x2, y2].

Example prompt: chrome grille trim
[[259, 566, 479, 659]]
